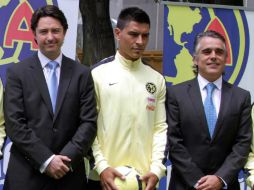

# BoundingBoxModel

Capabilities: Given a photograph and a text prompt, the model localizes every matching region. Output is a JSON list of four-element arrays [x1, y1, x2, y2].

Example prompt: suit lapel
[[212, 80, 232, 139], [54, 55, 73, 119], [188, 79, 211, 138], [29, 54, 54, 116]]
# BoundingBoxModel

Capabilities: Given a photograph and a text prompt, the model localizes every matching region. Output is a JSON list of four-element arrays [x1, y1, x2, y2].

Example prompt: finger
[[56, 168, 68, 177], [196, 182, 208, 190], [140, 174, 148, 182], [60, 164, 70, 173], [104, 181, 113, 190], [197, 176, 208, 186], [53, 173, 63, 180], [114, 170, 125, 180], [145, 183, 152, 190], [59, 155, 71, 162], [108, 180, 119, 190]]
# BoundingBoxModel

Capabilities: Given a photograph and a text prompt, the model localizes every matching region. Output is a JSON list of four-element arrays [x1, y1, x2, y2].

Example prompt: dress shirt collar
[[115, 51, 142, 70], [38, 50, 63, 68], [197, 74, 222, 91]]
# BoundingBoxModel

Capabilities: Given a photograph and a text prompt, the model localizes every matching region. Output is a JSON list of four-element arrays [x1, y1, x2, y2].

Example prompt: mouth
[[207, 62, 219, 66], [133, 48, 144, 52], [46, 43, 56, 48]]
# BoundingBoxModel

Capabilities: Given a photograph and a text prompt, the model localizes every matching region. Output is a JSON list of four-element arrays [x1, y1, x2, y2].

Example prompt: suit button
[[53, 128, 57, 132]]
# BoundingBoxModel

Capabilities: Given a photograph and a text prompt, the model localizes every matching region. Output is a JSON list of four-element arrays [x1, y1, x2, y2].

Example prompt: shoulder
[[63, 55, 91, 73], [91, 55, 115, 70], [167, 78, 196, 91], [142, 61, 163, 77], [91, 55, 115, 77], [7, 55, 37, 73], [223, 80, 250, 96]]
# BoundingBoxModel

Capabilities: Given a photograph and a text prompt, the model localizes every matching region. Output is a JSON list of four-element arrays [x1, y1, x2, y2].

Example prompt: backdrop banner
[[0, 0, 79, 187], [162, 4, 254, 190]]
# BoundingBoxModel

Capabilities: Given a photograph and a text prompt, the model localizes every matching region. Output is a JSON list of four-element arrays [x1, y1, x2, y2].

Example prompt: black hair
[[116, 7, 150, 30], [31, 5, 68, 32]]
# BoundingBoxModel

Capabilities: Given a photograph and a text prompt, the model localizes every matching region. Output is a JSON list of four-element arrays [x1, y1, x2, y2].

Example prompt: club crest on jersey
[[146, 82, 156, 94]]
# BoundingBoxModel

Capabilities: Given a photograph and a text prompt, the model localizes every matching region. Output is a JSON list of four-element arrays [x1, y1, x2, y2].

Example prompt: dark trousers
[[87, 180, 102, 190]]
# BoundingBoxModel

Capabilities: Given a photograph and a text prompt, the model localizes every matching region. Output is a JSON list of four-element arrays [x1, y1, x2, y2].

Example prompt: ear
[[114, 27, 121, 41], [63, 29, 67, 36], [193, 55, 198, 65], [33, 32, 38, 44]]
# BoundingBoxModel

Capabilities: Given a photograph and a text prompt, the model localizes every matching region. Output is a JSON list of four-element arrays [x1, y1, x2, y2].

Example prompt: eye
[[142, 33, 149, 38], [202, 49, 212, 55], [128, 32, 139, 37], [215, 48, 225, 55], [52, 28, 61, 34], [39, 30, 48, 35]]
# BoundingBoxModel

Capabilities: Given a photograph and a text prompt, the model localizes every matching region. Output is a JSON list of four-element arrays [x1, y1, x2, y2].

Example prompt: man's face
[[34, 16, 66, 60], [193, 36, 227, 82], [115, 21, 150, 61]]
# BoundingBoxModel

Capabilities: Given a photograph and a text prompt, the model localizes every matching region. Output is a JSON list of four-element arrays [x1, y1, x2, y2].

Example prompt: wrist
[[216, 175, 224, 188]]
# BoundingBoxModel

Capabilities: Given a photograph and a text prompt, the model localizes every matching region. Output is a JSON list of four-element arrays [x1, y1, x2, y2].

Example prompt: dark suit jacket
[[166, 78, 252, 190], [3, 54, 97, 190]]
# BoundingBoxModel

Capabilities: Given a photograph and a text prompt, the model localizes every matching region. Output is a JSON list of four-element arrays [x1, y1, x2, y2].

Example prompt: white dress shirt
[[197, 74, 222, 117], [197, 74, 227, 189], [37, 50, 62, 173]]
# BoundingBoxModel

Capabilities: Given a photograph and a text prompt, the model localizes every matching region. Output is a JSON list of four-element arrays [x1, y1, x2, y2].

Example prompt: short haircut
[[192, 30, 227, 75], [31, 5, 68, 32], [193, 30, 227, 56], [116, 7, 150, 30]]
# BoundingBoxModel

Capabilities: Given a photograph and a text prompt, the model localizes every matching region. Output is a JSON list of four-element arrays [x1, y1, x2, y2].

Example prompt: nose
[[46, 32, 54, 41], [136, 35, 144, 45], [210, 50, 217, 60]]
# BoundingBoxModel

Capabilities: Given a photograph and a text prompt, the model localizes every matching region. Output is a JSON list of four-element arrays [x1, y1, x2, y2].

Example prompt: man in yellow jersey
[[89, 7, 168, 190]]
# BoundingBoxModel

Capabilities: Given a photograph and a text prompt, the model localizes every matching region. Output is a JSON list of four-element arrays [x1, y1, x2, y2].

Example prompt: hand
[[195, 175, 223, 190], [100, 167, 125, 190], [140, 172, 159, 190], [45, 155, 71, 179]]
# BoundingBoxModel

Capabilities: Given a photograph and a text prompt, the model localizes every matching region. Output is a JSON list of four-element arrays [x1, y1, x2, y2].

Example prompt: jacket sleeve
[[215, 91, 252, 184], [150, 77, 167, 179], [90, 71, 109, 175], [60, 69, 97, 167], [167, 87, 204, 187], [4, 66, 53, 169]]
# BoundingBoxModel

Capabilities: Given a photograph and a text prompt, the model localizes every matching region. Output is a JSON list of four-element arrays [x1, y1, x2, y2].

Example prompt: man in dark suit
[[166, 30, 252, 190], [3, 5, 97, 190]]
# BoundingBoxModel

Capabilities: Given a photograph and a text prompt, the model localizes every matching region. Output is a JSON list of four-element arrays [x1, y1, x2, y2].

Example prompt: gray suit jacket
[[166, 78, 252, 190], [3, 54, 97, 190]]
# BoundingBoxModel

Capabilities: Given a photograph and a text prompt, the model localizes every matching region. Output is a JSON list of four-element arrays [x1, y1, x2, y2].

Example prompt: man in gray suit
[[166, 30, 252, 190], [3, 5, 97, 190]]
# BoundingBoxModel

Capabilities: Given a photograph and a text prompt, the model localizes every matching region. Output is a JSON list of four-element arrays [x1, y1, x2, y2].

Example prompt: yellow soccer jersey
[[90, 51, 167, 180]]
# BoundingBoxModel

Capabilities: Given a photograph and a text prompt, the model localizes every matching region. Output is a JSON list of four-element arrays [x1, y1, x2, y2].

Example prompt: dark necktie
[[204, 83, 217, 137]]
